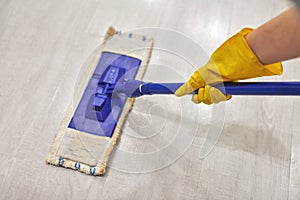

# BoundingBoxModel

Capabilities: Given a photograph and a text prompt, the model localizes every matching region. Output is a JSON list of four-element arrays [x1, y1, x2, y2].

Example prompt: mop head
[[46, 26, 153, 175]]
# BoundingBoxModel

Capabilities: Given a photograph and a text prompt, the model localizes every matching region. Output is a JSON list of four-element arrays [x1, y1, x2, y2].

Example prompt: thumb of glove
[[175, 82, 195, 97], [175, 68, 207, 97]]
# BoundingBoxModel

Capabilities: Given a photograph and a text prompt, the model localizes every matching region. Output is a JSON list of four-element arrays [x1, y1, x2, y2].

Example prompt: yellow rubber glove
[[175, 28, 283, 104]]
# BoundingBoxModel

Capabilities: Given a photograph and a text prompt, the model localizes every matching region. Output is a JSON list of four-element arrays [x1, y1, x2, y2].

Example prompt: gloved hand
[[175, 28, 283, 104]]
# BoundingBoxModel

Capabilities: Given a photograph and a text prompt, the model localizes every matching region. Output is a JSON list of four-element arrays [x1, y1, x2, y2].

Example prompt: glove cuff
[[207, 27, 283, 81], [239, 28, 283, 76]]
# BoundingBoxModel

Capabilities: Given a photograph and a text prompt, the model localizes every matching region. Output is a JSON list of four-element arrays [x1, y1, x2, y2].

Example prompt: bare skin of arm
[[245, 6, 300, 64]]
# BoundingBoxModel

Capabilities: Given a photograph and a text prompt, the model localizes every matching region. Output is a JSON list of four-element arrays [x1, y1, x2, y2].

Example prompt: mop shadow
[[215, 123, 290, 162], [136, 107, 290, 162]]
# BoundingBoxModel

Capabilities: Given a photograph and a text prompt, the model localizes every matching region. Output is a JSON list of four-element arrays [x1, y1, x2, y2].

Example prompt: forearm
[[245, 6, 300, 64]]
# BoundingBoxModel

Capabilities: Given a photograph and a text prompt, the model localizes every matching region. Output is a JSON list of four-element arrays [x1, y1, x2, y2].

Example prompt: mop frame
[[46, 27, 153, 175]]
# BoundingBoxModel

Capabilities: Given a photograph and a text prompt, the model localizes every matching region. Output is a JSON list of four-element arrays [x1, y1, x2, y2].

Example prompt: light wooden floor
[[1, 0, 300, 199]]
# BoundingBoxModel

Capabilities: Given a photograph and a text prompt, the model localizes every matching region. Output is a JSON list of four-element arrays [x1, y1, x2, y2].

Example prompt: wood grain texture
[[288, 59, 300, 200], [0, 0, 299, 199]]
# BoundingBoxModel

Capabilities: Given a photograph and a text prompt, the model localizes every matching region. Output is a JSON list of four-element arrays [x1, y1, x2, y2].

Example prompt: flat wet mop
[[46, 27, 153, 175]]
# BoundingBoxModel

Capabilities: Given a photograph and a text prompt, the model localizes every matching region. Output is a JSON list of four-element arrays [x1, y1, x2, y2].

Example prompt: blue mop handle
[[140, 82, 300, 95]]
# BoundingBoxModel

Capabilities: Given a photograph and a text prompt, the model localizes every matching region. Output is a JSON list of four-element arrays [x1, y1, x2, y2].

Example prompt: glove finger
[[192, 86, 232, 105], [175, 82, 196, 97], [208, 86, 232, 104], [202, 87, 212, 105], [192, 87, 205, 104], [209, 87, 227, 103], [191, 87, 212, 105], [192, 94, 200, 104]]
